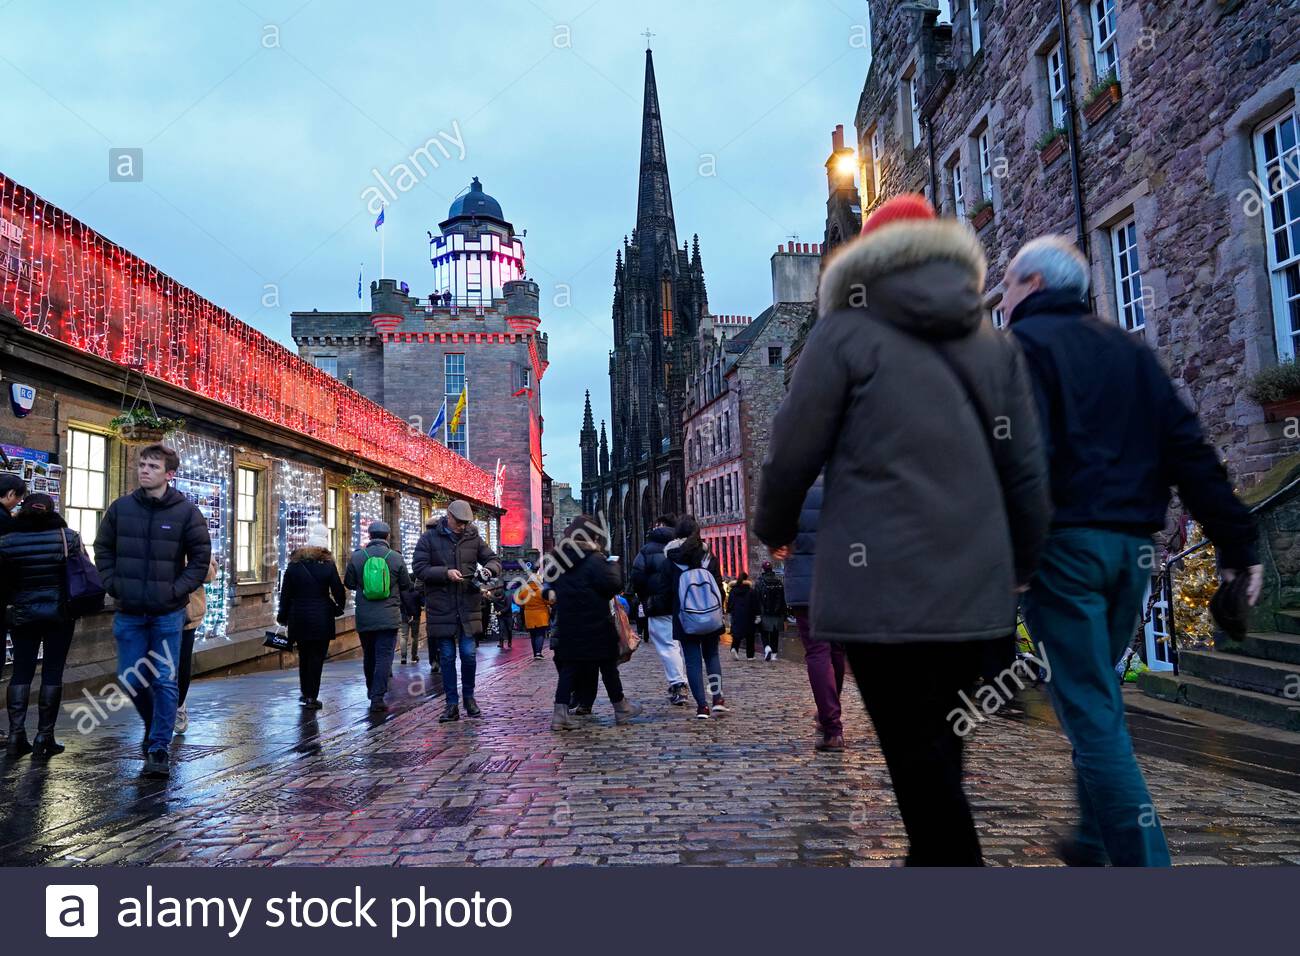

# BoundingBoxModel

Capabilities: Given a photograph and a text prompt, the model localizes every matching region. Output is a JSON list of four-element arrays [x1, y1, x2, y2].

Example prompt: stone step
[[1240, 631, 1300, 667], [1138, 671, 1300, 732], [1273, 610, 1300, 636], [1180, 649, 1300, 698]]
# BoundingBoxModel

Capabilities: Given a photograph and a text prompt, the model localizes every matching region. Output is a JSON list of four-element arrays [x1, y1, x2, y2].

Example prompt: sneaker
[[711, 697, 729, 714], [439, 705, 460, 723], [669, 684, 688, 706], [464, 698, 482, 718], [174, 704, 188, 735], [695, 705, 711, 720], [533, 653, 543, 661], [143, 750, 170, 779], [763, 646, 774, 661], [369, 697, 387, 714], [570, 703, 592, 717], [731, 646, 741, 661]]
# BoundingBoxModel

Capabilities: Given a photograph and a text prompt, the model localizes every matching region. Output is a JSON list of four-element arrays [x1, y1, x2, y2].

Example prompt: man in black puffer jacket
[[94, 444, 211, 779], [631, 515, 688, 705], [413, 499, 500, 722]]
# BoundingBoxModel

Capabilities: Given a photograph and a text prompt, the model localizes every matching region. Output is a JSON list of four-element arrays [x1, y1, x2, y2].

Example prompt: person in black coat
[[726, 573, 758, 660], [277, 524, 345, 709], [0, 493, 79, 757], [544, 514, 641, 730]]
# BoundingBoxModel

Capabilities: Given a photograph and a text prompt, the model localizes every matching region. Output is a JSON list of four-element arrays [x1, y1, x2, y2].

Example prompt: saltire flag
[[357, 263, 363, 300], [429, 399, 447, 438], [448, 386, 468, 433], [374, 206, 385, 230]]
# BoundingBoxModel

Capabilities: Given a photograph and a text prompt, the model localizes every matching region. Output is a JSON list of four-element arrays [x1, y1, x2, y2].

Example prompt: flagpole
[[380, 206, 386, 280], [464, 374, 470, 460]]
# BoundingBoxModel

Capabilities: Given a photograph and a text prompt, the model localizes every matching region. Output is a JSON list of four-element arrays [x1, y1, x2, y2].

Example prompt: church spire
[[581, 390, 595, 433], [636, 48, 678, 254]]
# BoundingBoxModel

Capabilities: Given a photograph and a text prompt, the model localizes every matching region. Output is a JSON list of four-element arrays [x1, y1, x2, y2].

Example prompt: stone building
[[854, 0, 1300, 485], [550, 480, 583, 538], [580, 48, 711, 559], [710, 314, 753, 342], [683, 248, 816, 577], [0, 171, 499, 695], [293, 177, 548, 553]]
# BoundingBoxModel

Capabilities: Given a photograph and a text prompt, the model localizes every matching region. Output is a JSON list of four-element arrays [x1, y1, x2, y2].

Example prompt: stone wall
[[860, 0, 1300, 487]]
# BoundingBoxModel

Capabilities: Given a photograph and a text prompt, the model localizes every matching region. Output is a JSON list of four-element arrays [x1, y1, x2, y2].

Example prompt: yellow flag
[[448, 386, 467, 433]]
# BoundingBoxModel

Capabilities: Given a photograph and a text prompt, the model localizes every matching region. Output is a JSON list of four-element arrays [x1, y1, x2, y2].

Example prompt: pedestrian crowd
[[0, 195, 1267, 869]]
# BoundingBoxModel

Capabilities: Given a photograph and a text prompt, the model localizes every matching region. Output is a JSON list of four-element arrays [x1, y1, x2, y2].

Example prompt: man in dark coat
[[94, 444, 212, 779], [344, 520, 412, 713], [1006, 235, 1260, 867], [754, 195, 1052, 865], [630, 514, 688, 704], [413, 499, 500, 722]]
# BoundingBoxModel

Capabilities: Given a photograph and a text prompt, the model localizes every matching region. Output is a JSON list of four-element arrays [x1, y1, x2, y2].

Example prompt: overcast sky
[[0, 0, 874, 489]]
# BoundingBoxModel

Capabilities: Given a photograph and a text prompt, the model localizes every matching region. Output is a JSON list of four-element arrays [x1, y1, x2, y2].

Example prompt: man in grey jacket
[[755, 195, 1051, 865], [344, 520, 412, 713]]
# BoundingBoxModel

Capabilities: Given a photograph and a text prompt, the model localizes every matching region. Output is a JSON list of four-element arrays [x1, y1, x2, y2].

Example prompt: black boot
[[6, 684, 32, 757], [31, 686, 65, 758]]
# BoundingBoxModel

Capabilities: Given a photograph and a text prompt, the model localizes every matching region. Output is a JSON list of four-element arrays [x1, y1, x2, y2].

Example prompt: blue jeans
[[360, 629, 398, 701], [114, 608, 186, 753], [1022, 527, 1171, 867], [680, 635, 721, 709], [439, 633, 477, 707], [529, 627, 548, 656]]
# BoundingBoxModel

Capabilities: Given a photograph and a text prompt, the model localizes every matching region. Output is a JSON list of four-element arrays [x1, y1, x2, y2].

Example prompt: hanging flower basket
[[109, 411, 185, 445], [342, 469, 379, 494]]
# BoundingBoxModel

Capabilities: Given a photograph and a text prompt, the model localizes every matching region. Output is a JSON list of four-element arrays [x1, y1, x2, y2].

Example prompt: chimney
[[831, 124, 845, 152], [770, 243, 820, 305]]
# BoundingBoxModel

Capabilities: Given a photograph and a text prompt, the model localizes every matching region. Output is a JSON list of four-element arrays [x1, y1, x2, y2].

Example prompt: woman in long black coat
[[277, 524, 346, 709], [726, 573, 758, 661], [544, 515, 641, 730], [0, 493, 80, 757]]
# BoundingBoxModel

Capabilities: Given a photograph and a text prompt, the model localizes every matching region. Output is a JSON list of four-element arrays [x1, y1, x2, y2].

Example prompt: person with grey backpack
[[665, 516, 728, 720], [343, 521, 412, 713]]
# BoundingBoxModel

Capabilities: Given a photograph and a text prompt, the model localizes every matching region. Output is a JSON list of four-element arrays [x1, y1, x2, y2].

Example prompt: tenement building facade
[[293, 177, 547, 552], [580, 48, 710, 558], [857, 0, 1300, 484], [683, 246, 816, 577]]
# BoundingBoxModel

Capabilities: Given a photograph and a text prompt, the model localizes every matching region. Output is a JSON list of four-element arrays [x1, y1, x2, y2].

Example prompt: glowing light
[[834, 152, 858, 177], [0, 173, 495, 505]]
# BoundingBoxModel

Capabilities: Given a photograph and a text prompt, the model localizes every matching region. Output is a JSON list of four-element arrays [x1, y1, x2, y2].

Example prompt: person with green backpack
[[343, 520, 412, 713]]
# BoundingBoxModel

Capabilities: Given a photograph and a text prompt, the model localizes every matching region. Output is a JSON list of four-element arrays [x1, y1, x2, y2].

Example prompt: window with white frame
[[236, 466, 261, 581], [905, 69, 922, 149], [445, 353, 468, 456], [992, 306, 1007, 329], [313, 355, 338, 378], [1090, 0, 1120, 80], [65, 428, 108, 550], [978, 129, 994, 201], [949, 155, 965, 215], [870, 125, 883, 200], [1256, 107, 1300, 359], [969, 0, 982, 55], [1047, 43, 1068, 129], [1111, 218, 1146, 332]]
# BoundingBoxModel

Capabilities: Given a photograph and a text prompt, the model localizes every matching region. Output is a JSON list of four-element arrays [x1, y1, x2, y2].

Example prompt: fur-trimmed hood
[[290, 546, 333, 563], [818, 218, 988, 340]]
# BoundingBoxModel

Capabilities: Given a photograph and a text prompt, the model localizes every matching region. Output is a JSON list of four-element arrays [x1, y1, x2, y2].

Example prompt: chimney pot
[[832, 124, 845, 152]]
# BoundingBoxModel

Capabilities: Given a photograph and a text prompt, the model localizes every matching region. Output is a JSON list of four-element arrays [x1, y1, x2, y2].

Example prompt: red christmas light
[[0, 173, 495, 504]]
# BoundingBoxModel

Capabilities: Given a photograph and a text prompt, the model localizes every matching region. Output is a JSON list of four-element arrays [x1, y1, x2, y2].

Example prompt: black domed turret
[[446, 177, 505, 223]]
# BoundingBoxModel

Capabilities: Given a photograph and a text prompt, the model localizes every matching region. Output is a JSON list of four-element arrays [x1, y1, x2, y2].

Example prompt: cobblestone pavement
[[3, 639, 1300, 867]]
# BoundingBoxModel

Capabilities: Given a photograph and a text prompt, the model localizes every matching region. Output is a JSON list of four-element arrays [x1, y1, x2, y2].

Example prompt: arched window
[[661, 278, 674, 338]]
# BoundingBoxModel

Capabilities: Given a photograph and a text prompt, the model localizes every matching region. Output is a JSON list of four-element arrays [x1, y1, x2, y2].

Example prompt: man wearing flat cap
[[413, 499, 501, 722]]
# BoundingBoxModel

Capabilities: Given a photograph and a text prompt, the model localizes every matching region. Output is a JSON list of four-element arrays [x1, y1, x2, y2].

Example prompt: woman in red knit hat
[[753, 193, 1052, 866]]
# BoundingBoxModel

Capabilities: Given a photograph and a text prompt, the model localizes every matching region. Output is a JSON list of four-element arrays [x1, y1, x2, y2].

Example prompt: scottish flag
[[357, 264, 363, 300], [429, 399, 447, 438], [374, 206, 385, 230]]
